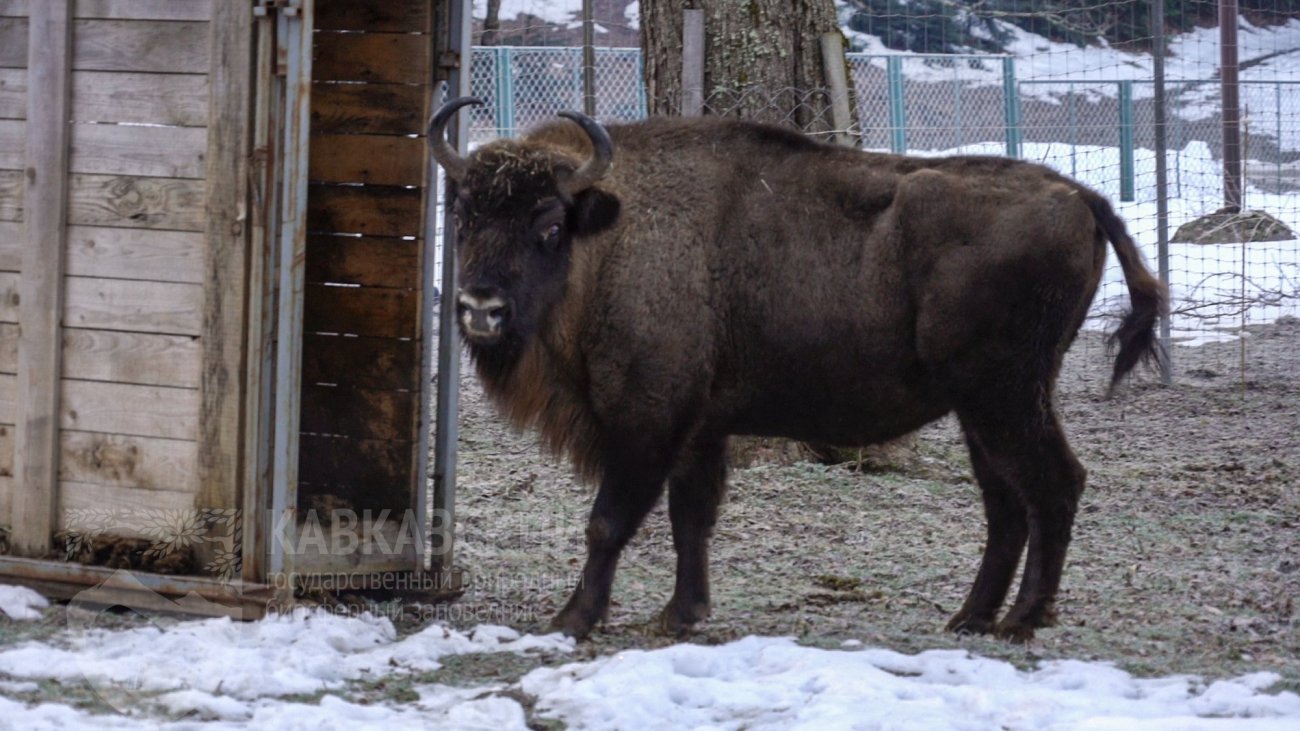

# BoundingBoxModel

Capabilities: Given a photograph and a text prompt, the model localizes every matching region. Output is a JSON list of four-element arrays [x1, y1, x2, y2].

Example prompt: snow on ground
[[0, 601, 1297, 729], [0, 585, 48, 621]]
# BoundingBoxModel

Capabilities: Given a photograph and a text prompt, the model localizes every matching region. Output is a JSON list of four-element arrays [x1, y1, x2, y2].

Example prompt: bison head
[[428, 98, 621, 365]]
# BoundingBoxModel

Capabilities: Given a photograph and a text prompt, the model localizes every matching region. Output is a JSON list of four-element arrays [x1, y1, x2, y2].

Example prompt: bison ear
[[571, 188, 620, 238]]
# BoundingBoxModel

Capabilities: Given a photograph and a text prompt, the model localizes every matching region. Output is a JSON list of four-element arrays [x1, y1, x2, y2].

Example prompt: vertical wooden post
[[200, 0, 254, 528], [681, 10, 704, 116], [12, 0, 71, 557], [819, 33, 854, 147]]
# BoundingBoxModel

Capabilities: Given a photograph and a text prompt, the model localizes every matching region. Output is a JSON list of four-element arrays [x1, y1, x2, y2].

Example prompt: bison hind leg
[[657, 434, 729, 637], [955, 397, 1086, 643], [946, 422, 1030, 637]]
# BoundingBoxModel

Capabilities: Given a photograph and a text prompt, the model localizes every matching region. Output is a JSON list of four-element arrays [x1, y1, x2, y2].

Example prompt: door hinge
[[253, 0, 299, 18]]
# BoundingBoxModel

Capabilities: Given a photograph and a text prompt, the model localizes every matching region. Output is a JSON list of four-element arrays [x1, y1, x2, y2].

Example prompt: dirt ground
[[442, 317, 1300, 691]]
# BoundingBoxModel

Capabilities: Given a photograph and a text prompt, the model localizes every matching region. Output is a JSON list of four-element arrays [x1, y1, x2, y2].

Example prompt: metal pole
[[887, 56, 906, 153], [268, 0, 315, 579], [1002, 57, 1021, 158], [582, 0, 595, 116], [432, 0, 472, 572], [1152, 0, 1172, 384], [1220, 0, 1243, 210]]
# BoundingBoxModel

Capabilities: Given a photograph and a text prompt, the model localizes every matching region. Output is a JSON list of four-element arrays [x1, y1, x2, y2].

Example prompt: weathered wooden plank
[[297, 435, 411, 489], [0, 169, 21, 220], [306, 235, 418, 288], [312, 33, 429, 84], [60, 481, 196, 537], [72, 71, 207, 126], [71, 123, 207, 178], [13, 0, 70, 557], [302, 334, 417, 391], [66, 226, 204, 282], [0, 322, 14, 372], [0, 68, 23, 119], [309, 133, 423, 186], [0, 18, 26, 68], [198, 0, 251, 518], [315, 0, 428, 32], [297, 434, 413, 508], [62, 379, 199, 440], [311, 82, 426, 135], [303, 284, 417, 338], [73, 20, 208, 74], [307, 184, 421, 237], [59, 430, 197, 492], [69, 174, 206, 231], [0, 221, 18, 269], [74, 0, 210, 21], [0, 270, 17, 322], [0, 118, 20, 167], [0, 373, 13, 421], [0, 1, 28, 18], [0, 424, 11, 475], [63, 328, 200, 388], [300, 385, 414, 442], [64, 276, 203, 335]]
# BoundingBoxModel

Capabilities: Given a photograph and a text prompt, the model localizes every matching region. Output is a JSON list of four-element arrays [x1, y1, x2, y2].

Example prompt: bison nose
[[457, 288, 510, 341]]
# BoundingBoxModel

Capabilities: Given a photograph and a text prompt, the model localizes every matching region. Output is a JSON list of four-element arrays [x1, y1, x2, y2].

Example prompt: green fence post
[[1002, 57, 1021, 158], [1119, 80, 1135, 202], [495, 47, 515, 137], [887, 56, 906, 153]]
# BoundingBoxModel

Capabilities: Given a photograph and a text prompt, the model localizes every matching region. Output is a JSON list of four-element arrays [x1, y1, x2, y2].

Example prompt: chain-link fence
[[467, 19, 1300, 384]]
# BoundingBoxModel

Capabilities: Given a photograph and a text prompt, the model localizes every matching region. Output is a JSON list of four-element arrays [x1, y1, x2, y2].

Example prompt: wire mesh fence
[[465, 7, 1300, 385]]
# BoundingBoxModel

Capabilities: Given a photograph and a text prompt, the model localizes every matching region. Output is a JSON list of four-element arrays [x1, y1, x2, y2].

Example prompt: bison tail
[[1084, 192, 1168, 394]]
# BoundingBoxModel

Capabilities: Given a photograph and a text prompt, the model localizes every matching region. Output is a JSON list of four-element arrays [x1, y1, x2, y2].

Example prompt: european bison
[[429, 97, 1164, 642]]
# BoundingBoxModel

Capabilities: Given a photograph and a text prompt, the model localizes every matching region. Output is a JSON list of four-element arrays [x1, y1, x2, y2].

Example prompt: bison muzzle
[[429, 97, 1165, 643]]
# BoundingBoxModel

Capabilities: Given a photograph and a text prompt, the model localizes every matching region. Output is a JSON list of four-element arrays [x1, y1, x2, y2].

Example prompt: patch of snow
[[522, 637, 1300, 730], [0, 585, 48, 621]]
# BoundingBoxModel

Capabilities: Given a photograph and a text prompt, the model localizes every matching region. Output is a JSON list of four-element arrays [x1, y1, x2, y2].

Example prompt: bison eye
[[540, 222, 561, 248]]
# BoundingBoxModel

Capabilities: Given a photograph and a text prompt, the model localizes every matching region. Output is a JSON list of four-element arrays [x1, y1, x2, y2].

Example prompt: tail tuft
[[1084, 191, 1168, 395]]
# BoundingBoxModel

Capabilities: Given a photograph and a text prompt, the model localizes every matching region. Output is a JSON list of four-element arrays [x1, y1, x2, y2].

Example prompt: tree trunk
[[641, 0, 856, 139], [482, 0, 501, 46]]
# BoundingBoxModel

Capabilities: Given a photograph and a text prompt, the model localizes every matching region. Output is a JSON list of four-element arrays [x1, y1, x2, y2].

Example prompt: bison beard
[[430, 98, 1166, 643]]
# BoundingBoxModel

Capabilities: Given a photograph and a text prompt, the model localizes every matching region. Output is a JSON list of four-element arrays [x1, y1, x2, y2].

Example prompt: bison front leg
[[659, 435, 728, 636], [550, 449, 670, 640]]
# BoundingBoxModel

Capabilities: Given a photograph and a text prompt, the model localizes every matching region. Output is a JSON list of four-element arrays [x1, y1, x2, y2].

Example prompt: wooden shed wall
[[0, 0, 248, 553]]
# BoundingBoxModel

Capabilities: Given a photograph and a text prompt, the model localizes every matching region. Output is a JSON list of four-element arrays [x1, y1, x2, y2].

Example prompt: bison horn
[[427, 96, 483, 182], [557, 111, 613, 195]]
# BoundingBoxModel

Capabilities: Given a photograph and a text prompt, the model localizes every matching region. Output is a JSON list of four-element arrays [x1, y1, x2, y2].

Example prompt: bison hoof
[[548, 609, 598, 640], [993, 602, 1058, 643], [992, 620, 1037, 644], [656, 600, 710, 638], [945, 612, 996, 636]]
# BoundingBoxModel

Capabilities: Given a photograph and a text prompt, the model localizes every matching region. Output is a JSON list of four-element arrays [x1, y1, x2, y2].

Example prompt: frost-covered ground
[[1, 593, 1298, 729]]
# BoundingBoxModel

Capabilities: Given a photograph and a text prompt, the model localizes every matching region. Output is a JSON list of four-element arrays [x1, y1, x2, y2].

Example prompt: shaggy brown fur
[[436, 106, 1165, 643]]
